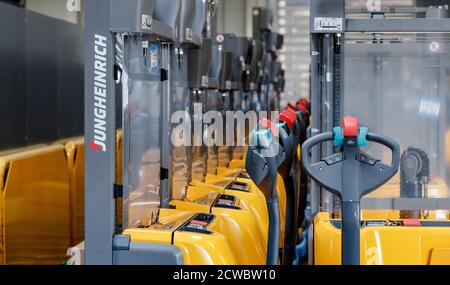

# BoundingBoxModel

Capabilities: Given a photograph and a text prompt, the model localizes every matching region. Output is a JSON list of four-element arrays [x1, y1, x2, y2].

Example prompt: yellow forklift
[[190, 8, 301, 264], [163, 1, 270, 264]]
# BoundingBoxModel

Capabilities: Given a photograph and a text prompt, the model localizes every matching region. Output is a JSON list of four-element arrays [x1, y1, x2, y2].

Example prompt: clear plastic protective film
[[191, 90, 207, 182], [171, 49, 191, 200], [122, 37, 161, 228], [217, 91, 232, 167], [342, 32, 450, 217], [232, 91, 245, 160], [206, 90, 219, 174], [269, 83, 280, 112]]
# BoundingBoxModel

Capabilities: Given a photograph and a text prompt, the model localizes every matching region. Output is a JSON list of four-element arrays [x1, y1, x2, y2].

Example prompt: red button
[[403, 219, 421, 227], [342, 117, 359, 137], [260, 118, 279, 137]]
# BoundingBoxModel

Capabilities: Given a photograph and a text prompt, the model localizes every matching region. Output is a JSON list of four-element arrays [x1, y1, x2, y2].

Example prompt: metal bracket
[[160, 167, 169, 180], [114, 184, 123, 199], [160, 68, 168, 82]]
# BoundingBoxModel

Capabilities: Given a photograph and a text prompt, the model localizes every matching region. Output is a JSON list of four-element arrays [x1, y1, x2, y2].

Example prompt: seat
[[0, 145, 71, 264]]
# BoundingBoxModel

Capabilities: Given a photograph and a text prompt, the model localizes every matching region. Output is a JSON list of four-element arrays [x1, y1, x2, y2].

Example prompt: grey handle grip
[[366, 133, 400, 174], [301, 132, 334, 179], [301, 131, 400, 198]]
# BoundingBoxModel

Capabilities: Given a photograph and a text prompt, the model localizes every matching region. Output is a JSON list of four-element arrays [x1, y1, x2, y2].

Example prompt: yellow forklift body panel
[[170, 196, 266, 264], [212, 207, 266, 264], [314, 213, 450, 265], [123, 209, 190, 244], [174, 231, 237, 265], [124, 209, 238, 265], [188, 181, 269, 243], [217, 167, 243, 177], [229, 159, 245, 169], [203, 171, 288, 250], [429, 248, 450, 265]]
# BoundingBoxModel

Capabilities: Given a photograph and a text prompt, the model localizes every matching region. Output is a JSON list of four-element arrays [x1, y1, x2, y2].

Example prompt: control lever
[[301, 117, 400, 265], [261, 118, 297, 265], [246, 127, 285, 265]]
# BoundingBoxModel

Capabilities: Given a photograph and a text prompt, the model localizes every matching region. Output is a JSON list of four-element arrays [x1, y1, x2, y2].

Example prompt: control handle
[[301, 131, 400, 199]]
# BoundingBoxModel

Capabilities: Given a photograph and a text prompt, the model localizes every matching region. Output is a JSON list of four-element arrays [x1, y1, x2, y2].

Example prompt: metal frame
[[362, 197, 450, 211], [84, 0, 117, 265], [84, 0, 182, 265], [84, 0, 221, 265], [160, 42, 173, 208]]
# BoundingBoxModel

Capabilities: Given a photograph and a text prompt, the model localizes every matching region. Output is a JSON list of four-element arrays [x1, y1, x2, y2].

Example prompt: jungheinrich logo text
[[91, 34, 108, 152]]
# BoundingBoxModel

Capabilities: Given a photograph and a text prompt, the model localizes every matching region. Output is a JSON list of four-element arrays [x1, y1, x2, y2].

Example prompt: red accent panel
[[286, 107, 297, 118], [298, 106, 309, 116], [297, 100, 310, 115], [279, 110, 294, 129], [403, 219, 421, 227], [260, 118, 279, 137], [342, 117, 359, 137], [299, 98, 309, 107], [287, 108, 298, 124]]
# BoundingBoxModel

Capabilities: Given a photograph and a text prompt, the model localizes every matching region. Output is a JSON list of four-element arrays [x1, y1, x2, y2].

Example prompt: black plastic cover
[[178, 213, 215, 234]]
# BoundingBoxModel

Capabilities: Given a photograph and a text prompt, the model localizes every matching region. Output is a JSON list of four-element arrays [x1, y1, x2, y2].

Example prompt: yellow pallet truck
[[204, 109, 306, 264], [303, 117, 450, 265], [123, 126, 285, 265]]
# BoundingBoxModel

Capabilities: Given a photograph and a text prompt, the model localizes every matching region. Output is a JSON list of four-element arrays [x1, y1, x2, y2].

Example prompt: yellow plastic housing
[[314, 212, 450, 265], [229, 159, 245, 169], [124, 209, 238, 265], [203, 170, 288, 250], [216, 167, 243, 177], [169, 192, 266, 264], [430, 248, 450, 265], [188, 181, 269, 245]]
